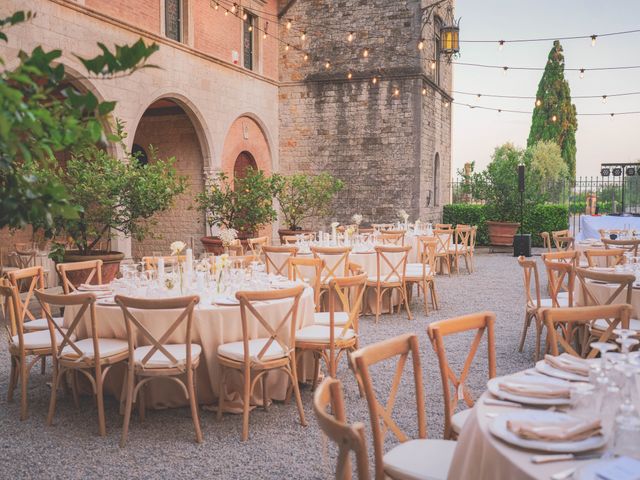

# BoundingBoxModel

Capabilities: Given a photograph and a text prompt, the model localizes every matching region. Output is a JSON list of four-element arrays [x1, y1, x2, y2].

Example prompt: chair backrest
[[7, 266, 47, 325], [469, 226, 477, 252], [12, 243, 36, 269], [415, 236, 437, 280], [603, 238, 640, 256], [262, 245, 298, 276], [327, 274, 367, 340], [288, 257, 323, 310], [427, 311, 496, 438], [433, 229, 453, 255], [584, 248, 625, 268], [142, 255, 186, 271], [282, 233, 315, 244], [311, 246, 350, 284], [227, 239, 244, 256], [372, 223, 394, 231], [351, 334, 426, 479], [575, 267, 634, 308], [233, 254, 261, 268], [541, 250, 579, 267], [552, 229, 570, 240], [313, 378, 370, 480], [348, 261, 364, 275], [379, 231, 405, 246], [540, 232, 552, 253], [247, 236, 269, 256], [235, 286, 304, 364], [57, 259, 103, 294], [435, 223, 452, 230], [454, 225, 472, 250], [543, 259, 575, 307], [0, 279, 20, 342], [543, 304, 631, 358], [35, 289, 99, 362], [115, 295, 200, 370], [373, 245, 410, 284], [553, 236, 574, 251], [518, 256, 541, 309]]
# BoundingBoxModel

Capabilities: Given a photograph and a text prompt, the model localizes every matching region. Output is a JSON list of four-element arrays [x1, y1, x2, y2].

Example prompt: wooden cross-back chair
[[7, 266, 63, 332], [311, 246, 350, 303], [247, 236, 269, 256], [541, 250, 579, 266], [1, 280, 55, 420], [288, 257, 323, 312], [11, 243, 36, 270], [282, 233, 315, 244], [543, 259, 575, 308], [449, 226, 472, 274], [603, 238, 640, 257], [553, 236, 575, 251], [380, 231, 405, 246], [57, 259, 103, 294], [367, 245, 412, 323], [427, 311, 496, 440], [35, 289, 128, 437], [584, 248, 625, 268], [262, 245, 297, 276], [405, 236, 438, 314], [540, 232, 553, 253], [435, 223, 453, 230], [142, 255, 186, 271], [232, 254, 261, 268], [543, 304, 631, 359], [351, 333, 456, 480], [295, 273, 367, 388], [469, 226, 478, 272], [313, 378, 370, 480], [227, 239, 244, 256], [217, 286, 307, 441], [433, 229, 453, 275], [115, 294, 202, 447]]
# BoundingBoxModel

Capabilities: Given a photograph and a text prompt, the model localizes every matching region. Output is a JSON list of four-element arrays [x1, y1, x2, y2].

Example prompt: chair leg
[[95, 370, 106, 437], [402, 284, 413, 321], [422, 281, 429, 316], [261, 371, 269, 411], [47, 366, 60, 426], [429, 281, 439, 310], [375, 287, 381, 324], [7, 356, 18, 403], [40, 356, 46, 375], [311, 353, 320, 390], [20, 357, 29, 421], [241, 369, 251, 441], [138, 383, 146, 423], [518, 311, 531, 353], [217, 368, 225, 421], [187, 367, 203, 443], [289, 357, 307, 427], [120, 367, 135, 448], [534, 317, 543, 362], [71, 370, 80, 408]]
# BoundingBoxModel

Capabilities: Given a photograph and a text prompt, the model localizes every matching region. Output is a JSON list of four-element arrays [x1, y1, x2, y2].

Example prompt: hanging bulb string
[[453, 61, 640, 72], [452, 101, 640, 116], [453, 90, 640, 100], [458, 28, 640, 44]]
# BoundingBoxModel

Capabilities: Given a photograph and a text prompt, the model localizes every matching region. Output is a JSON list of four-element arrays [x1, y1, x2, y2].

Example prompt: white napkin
[[595, 457, 640, 480]]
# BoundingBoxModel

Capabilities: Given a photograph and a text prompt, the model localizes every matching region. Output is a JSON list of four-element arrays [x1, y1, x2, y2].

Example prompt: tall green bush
[[442, 204, 488, 245]]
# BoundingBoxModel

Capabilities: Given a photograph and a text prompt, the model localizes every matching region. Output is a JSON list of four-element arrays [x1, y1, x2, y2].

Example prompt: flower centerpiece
[[169, 241, 186, 293], [219, 228, 238, 255], [345, 225, 356, 245], [351, 214, 363, 231], [212, 253, 230, 295], [398, 209, 410, 230], [330, 221, 340, 243]]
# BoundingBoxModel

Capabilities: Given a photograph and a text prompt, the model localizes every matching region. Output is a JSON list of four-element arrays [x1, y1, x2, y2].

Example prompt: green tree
[[0, 11, 158, 230], [527, 40, 578, 178], [526, 140, 568, 183]]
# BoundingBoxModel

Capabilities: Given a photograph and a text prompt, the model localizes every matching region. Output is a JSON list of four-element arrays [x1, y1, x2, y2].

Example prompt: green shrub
[[443, 203, 569, 247]]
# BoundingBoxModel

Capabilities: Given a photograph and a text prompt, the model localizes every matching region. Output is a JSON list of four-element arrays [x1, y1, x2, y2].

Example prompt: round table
[[448, 390, 604, 479], [64, 287, 315, 411], [574, 276, 640, 319], [575, 240, 607, 267]]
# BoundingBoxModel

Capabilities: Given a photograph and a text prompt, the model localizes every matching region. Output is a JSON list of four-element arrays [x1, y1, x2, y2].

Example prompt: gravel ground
[[0, 249, 544, 479]]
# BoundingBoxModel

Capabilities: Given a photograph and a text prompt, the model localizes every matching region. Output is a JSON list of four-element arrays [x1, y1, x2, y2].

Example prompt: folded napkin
[[499, 380, 570, 399], [545, 353, 590, 377], [507, 418, 601, 442], [79, 283, 111, 292]]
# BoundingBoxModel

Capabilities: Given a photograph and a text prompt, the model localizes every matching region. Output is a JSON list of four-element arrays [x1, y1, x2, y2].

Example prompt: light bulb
[[224, 10, 228, 16], [300, 32, 306, 41], [503, 66, 508, 76], [444, 101, 450, 108], [263, 32, 267, 39], [579, 68, 585, 79], [242, 12, 248, 20], [213, 2, 219, 10], [551, 114, 557, 122], [602, 95, 607, 104], [231, 3, 237, 13], [285, 44, 290, 51], [535, 99, 542, 107], [393, 88, 400, 96], [324, 61, 331, 69], [591, 34, 597, 46], [348, 32, 354, 42], [430, 60, 436, 70], [248, 25, 253, 32], [286, 19, 292, 30], [347, 72, 352, 80], [610, 113, 615, 120], [476, 93, 481, 99], [498, 109, 502, 113], [363, 48, 369, 58], [303, 53, 309, 61], [418, 39, 425, 50], [372, 76, 378, 85], [422, 88, 427, 95], [498, 40, 504, 51]]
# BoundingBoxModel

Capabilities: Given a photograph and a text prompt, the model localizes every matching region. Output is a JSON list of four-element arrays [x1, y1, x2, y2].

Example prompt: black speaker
[[513, 234, 532, 257], [518, 165, 525, 193]]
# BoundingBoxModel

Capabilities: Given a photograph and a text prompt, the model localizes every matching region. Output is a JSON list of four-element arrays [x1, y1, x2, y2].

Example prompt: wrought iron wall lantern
[[421, 0, 461, 58]]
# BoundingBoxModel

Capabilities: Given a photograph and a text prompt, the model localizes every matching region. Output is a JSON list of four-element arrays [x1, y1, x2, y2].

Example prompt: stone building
[[0, 0, 452, 259]]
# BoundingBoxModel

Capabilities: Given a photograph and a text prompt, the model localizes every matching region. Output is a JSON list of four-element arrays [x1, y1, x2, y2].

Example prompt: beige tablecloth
[[574, 279, 640, 317], [448, 391, 602, 480], [63, 288, 315, 411]]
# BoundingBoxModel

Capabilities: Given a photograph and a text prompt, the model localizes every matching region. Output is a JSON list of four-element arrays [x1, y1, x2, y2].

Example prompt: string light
[[286, 19, 292, 30], [579, 68, 585, 79], [263, 31, 267, 39], [285, 44, 290, 51], [444, 101, 450, 108], [418, 38, 425, 50], [213, 2, 219, 10], [347, 72, 353, 79], [248, 24, 253, 32], [453, 89, 640, 100], [224, 10, 228, 16], [602, 95, 607, 103], [535, 98, 542, 107], [498, 40, 504, 51], [372, 76, 378, 85], [591, 34, 597, 46], [502, 66, 508, 76], [303, 53, 309, 61], [551, 115, 558, 122], [324, 61, 331, 69], [300, 31, 306, 41], [422, 87, 427, 95], [393, 87, 400, 97], [476, 93, 481, 99], [363, 48, 369, 58], [347, 32, 354, 42], [458, 28, 640, 44], [242, 11, 248, 20], [231, 3, 237, 13], [452, 101, 640, 117], [430, 60, 437, 70], [454, 61, 640, 72]]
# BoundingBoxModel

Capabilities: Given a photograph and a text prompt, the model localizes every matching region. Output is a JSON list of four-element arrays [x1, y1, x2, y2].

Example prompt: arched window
[[234, 151, 257, 180], [132, 143, 148, 167], [433, 153, 440, 206]]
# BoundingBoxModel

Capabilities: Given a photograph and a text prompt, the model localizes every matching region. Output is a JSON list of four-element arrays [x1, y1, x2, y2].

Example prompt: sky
[[452, 0, 640, 178]]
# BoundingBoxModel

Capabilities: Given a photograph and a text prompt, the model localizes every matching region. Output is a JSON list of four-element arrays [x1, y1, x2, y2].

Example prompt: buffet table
[[577, 215, 640, 241]]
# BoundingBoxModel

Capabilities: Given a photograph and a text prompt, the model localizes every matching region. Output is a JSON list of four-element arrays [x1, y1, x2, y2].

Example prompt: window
[[165, 0, 182, 42], [433, 153, 440, 206], [243, 12, 257, 70], [434, 16, 442, 85], [132, 144, 149, 167]]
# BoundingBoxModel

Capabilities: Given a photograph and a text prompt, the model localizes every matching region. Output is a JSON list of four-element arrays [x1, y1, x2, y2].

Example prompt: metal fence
[[450, 175, 640, 234]]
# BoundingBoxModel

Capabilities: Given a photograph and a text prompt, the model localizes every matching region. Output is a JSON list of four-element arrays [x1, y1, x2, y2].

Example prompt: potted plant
[[462, 143, 541, 246], [272, 172, 344, 243], [196, 168, 279, 253], [42, 139, 186, 283]]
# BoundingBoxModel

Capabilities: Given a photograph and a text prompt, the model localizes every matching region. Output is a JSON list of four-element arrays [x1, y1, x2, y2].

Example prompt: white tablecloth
[[577, 215, 640, 241]]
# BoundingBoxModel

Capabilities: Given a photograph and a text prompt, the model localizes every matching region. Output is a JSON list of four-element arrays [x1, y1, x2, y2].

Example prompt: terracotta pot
[[486, 221, 520, 247], [277, 228, 314, 244], [61, 251, 125, 286], [200, 234, 253, 255]]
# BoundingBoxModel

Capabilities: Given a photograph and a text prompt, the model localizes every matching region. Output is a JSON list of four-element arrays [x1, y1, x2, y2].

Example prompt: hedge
[[442, 203, 569, 247]]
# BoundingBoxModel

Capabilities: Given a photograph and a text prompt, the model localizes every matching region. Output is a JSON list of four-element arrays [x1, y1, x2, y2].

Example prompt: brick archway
[[234, 151, 257, 180], [221, 116, 272, 176]]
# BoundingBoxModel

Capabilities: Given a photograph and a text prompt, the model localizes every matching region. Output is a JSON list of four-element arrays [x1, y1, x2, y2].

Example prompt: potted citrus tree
[[272, 172, 344, 243], [44, 141, 186, 283], [196, 168, 279, 253]]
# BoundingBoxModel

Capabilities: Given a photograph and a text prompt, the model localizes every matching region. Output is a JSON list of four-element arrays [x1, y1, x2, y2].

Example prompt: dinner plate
[[487, 374, 572, 406], [213, 296, 240, 306], [96, 297, 117, 306], [535, 359, 592, 382], [489, 411, 606, 453]]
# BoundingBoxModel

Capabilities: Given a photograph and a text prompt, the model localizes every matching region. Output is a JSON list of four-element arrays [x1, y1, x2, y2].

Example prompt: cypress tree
[[527, 40, 578, 177]]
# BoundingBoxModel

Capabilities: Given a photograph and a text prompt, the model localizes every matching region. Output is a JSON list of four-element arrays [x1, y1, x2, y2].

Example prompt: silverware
[[532, 453, 601, 464], [550, 467, 576, 480]]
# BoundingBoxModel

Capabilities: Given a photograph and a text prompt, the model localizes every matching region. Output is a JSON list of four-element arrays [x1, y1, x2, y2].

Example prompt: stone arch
[[433, 152, 440, 207], [221, 114, 273, 176]]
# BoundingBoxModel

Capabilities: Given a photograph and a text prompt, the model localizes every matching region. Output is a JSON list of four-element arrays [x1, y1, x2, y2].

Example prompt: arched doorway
[[131, 98, 207, 257], [433, 153, 440, 207], [234, 151, 257, 180]]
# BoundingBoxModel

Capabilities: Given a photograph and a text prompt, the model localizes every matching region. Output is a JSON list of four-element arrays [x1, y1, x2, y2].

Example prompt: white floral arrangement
[[330, 221, 339, 228], [219, 228, 238, 247], [351, 214, 363, 225], [398, 209, 409, 222], [170, 240, 186, 256], [216, 253, 230, 268], [195, 259, 210, 273]]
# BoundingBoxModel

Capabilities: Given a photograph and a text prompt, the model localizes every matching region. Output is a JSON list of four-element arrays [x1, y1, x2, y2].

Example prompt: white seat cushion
[[11, 330, 74, 350], [367, 275, 402, 284], [405, 264, 431, 278], [296, 325, 355, 342], [540, 297, 569, 308], [134, 343, 202, 368], [218, 338, 286, 363], [557, 292, 570, 300], [452, 408, 473, 434], [23, 316, 64, 331], [61, 338, 128, 359], [593, 318, 640, 331], [313, 311, 350, 326], [383, 438, 456, 480]]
